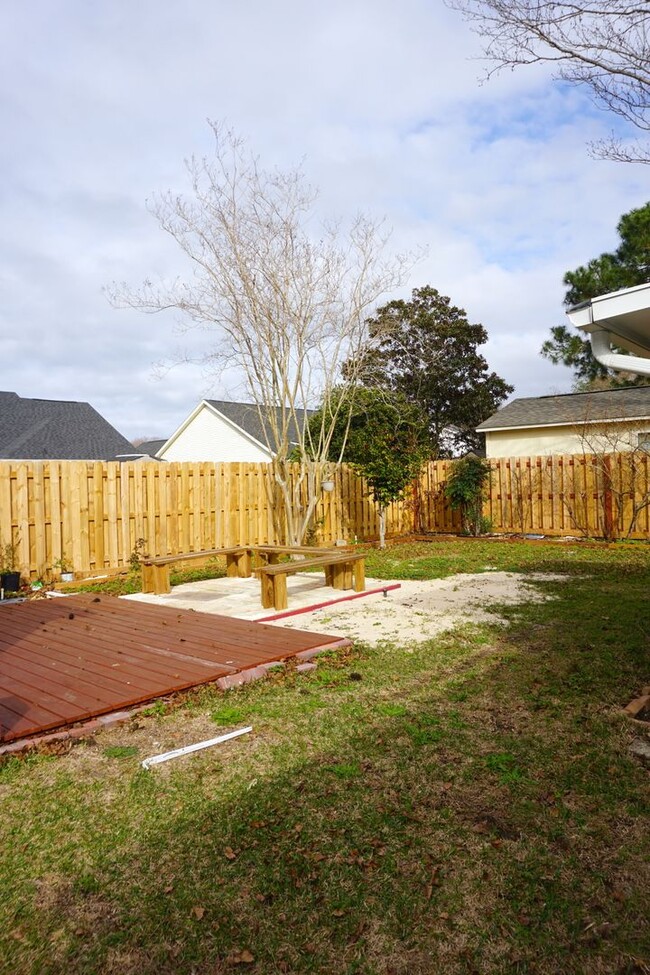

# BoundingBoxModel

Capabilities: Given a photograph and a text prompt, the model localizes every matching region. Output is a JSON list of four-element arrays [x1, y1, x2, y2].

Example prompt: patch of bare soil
[[271, 572, 564, 645]]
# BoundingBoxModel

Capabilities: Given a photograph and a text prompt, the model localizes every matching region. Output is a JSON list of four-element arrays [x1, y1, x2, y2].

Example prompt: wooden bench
[[254, 551, 366, 611], [140, 544, 340, 596], [141, 547, 254, 595]]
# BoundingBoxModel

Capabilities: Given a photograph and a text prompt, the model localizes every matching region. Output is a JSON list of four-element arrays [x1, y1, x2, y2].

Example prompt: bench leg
[[153, 564, 171, 595], [353, 560, 365, 592], [236, 550, 252, 577], [227, 552, 252, 578], [260, 571, 275, 609], [330, 562, 347, 590], [272, 573, 288, 610], [141, 564, 155, 594]]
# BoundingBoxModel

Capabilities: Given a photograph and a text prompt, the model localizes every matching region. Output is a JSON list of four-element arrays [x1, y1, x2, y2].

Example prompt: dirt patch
[[270, 572, 564, 645]]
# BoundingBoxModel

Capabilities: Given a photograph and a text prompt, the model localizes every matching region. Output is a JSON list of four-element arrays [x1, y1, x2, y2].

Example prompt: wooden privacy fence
[[415, 453, 650, 540], [1, 453, 650, 579], [0, 461, 411, 580]]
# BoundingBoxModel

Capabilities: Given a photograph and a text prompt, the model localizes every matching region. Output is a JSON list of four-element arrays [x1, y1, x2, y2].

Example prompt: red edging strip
[[257, 583, 402, 622]]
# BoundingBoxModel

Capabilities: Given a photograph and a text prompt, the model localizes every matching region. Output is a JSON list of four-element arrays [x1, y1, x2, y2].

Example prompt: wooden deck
[[0, 595, 348, 745]]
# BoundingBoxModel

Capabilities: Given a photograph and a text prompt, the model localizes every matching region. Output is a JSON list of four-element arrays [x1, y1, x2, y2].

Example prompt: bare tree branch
[[447, 0, 650, 162]]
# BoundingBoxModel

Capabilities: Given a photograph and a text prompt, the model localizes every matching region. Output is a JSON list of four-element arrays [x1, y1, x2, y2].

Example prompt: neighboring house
[[131, 439, 167, 459], [156, 400, 310, 463], [476, 386, 650, 458], [0, 391, 137, 461]]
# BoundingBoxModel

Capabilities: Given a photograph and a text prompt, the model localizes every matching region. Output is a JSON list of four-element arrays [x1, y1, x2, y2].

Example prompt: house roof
[[205, 400, 311, 450], [567, 282, 650, 356], [476, 385, 650, 432], [132, 439, 167, 458], [0, 391, 136, 460]]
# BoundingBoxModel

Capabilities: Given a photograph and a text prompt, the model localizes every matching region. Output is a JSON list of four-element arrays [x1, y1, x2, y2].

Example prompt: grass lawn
[[1, 538, 649, 974]]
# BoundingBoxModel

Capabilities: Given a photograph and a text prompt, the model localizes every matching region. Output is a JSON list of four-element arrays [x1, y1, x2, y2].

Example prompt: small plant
[[444, 455, 491, 536], [140, 700, 167, 718], [0, 534, 20, 573], [52, 555, 71, 573], [211, 705, 248, 725], [129, 538, 147, 573]]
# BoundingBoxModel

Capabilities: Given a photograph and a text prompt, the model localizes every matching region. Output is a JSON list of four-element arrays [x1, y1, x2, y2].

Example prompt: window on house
[[637, 432, 650, 452]]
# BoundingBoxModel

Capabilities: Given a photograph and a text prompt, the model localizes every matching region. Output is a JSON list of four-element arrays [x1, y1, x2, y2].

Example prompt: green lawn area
[[1, 538, 649, 974]]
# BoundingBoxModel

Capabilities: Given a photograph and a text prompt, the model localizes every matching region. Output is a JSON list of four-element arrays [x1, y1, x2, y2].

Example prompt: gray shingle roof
[[205, 400, 312, 449], [477, 386, 650, 432], [0, 392, 136, 460], [132, 439, 167, 457]]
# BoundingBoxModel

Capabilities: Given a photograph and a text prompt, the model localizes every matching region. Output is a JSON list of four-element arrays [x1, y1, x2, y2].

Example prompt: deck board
[[0, 594, 347, 744]]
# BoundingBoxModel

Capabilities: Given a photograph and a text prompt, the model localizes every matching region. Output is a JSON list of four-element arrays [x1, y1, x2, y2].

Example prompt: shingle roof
[[205, 400, 312, 449], [132, 439, 167, 457], [0, 392, 136, 460], [477, 386, 650, 432]]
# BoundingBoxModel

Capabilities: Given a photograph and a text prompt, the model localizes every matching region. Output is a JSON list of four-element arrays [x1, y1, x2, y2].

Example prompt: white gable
[[159, 402, 273, 463]]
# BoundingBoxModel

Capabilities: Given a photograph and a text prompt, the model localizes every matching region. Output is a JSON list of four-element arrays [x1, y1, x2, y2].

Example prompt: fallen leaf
[[332, 908, 346, 917], [191, 905, 205, 920], [224, 846, 237, 860], [229, 949, 255, 965]]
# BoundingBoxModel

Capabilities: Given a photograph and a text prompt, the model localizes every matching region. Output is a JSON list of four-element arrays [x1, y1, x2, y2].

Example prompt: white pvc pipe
[[141, 726, 252, 769], [589, 329, 650, 377]]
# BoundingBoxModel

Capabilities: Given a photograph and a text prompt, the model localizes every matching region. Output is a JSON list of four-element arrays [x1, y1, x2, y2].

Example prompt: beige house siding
[[485, 419, 650, 458], [159, 403, 273, 463]]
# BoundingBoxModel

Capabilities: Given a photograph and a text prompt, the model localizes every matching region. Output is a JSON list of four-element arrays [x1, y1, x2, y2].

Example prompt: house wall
[[159, 405, 272, 463], [485, 420, 650, 458]]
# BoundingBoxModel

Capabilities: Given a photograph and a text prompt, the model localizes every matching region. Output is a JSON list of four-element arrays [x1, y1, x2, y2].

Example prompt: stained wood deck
[[0, 594, 348, 744]]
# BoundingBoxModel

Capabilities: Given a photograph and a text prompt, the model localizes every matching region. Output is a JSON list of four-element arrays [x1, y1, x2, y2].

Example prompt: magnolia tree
[[110, 124, 410, 545]]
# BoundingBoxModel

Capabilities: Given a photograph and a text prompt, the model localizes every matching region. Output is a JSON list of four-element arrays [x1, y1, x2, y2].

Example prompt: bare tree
[[109, 123, 410, 545], [505, 459, 548, 535], [572, 416, 650, 538], [447, 0, 650, 163]]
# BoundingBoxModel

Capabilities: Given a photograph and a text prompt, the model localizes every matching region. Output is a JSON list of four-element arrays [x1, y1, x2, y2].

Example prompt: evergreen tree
[[352, 286, 512, 456], [541, 201, 650, 389]]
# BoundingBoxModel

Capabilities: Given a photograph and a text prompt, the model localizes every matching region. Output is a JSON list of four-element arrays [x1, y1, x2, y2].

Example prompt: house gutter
[[566, 283, 650, 377], [586, 329, 650, 377]]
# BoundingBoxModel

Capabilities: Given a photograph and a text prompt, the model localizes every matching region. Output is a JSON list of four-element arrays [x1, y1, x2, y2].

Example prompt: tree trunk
[[378, 507, 387, 549]]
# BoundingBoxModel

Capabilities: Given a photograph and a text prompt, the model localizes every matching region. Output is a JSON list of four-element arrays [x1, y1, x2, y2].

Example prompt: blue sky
[[1, 0, 648, 440]]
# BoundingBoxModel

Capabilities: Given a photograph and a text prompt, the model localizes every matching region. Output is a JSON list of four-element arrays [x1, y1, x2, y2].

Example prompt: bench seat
[[254, 552, 365, 611], [141, 547, 254, 595]]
